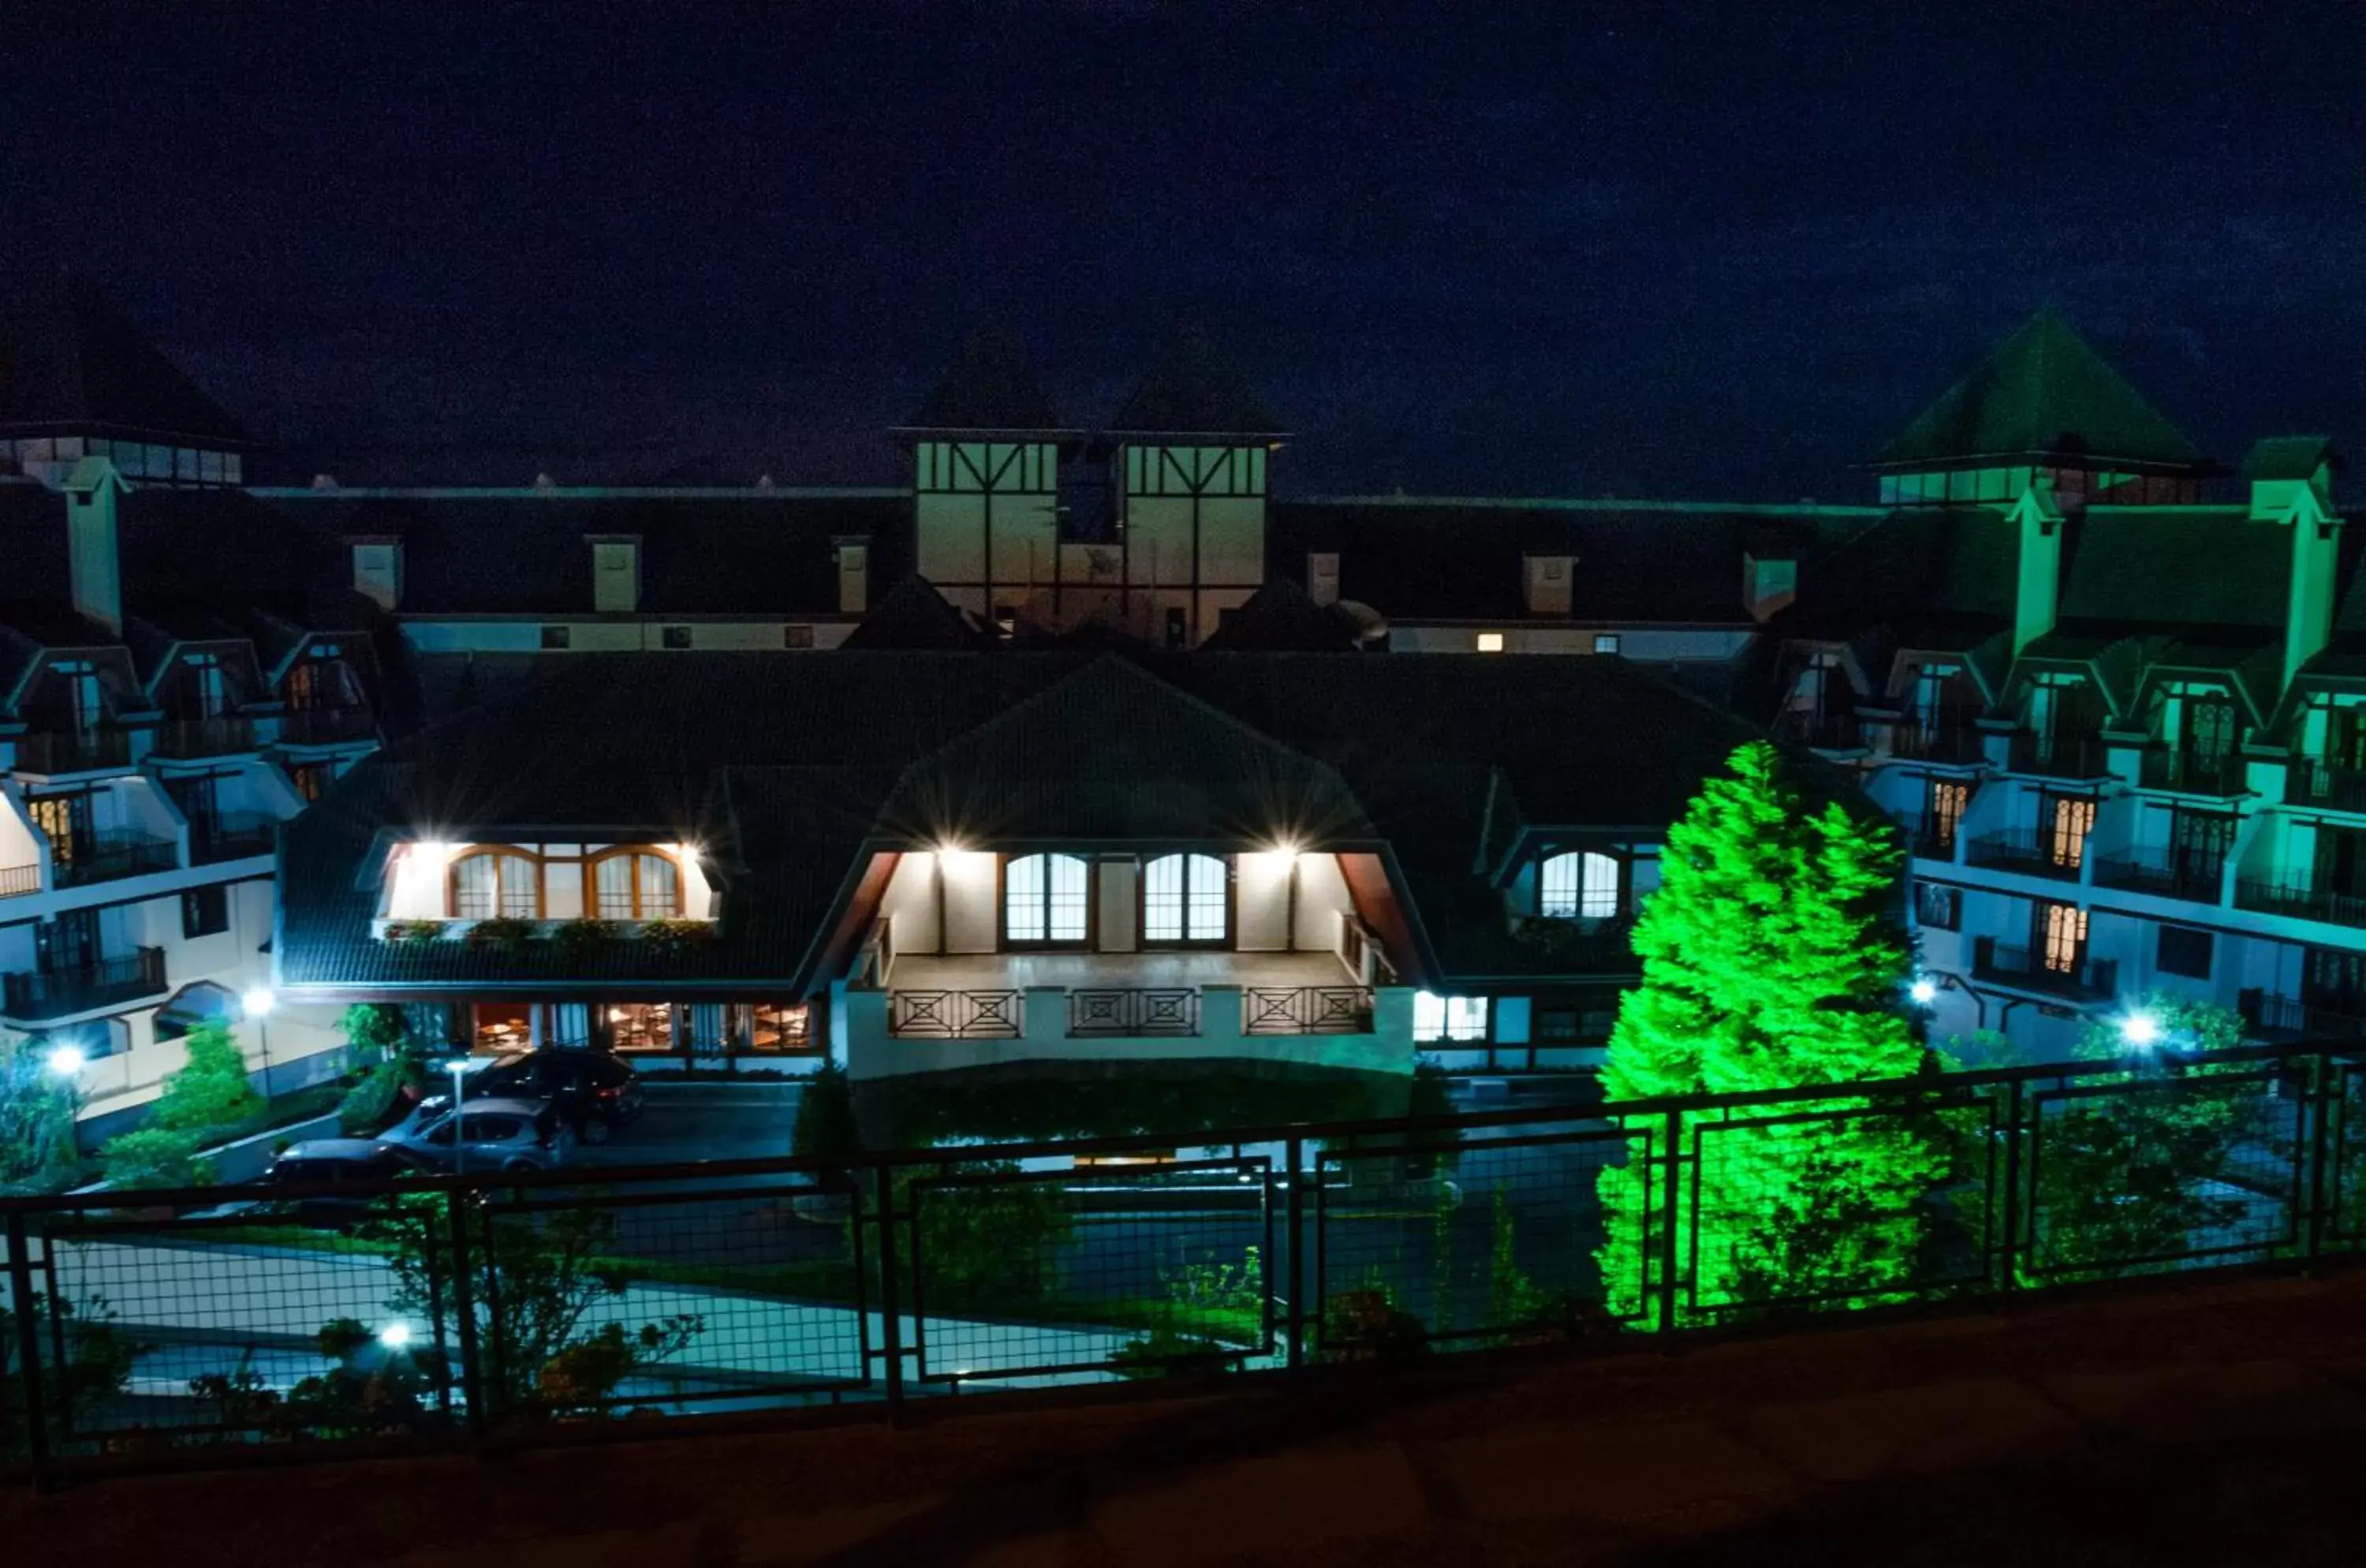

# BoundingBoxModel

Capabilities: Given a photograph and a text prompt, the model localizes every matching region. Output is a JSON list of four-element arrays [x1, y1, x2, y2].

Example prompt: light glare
[[1908, 977, 1938, 1006], [378, 1321, 412, 1350], [242, 986, 275, 1018], [45, 1044, 86, 1077], [2120, 1013, 2163, 1049]]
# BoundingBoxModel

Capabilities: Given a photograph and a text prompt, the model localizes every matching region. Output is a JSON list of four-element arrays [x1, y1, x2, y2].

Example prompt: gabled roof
[[2057, 509, 2289, 632], [2243, 435, 2339, 482], [840, 576, 989, 650], [0, 277, 251, 446], [1198, 576, 1362, 651], [1875, 308, 2204, 472], [1109, 329, 1280, 436], [902, 329, 1064, 433]]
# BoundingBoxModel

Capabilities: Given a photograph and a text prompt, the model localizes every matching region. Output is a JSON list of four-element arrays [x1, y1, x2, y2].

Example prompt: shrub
[[384, 920, 446, 944], [1111, 1327, 1236, 1380], [554, 918, 621, 959], [637, 918, 715, 953], [338, 1058, 411, 1137], [791, 1061, 860, 1161], [338, 1003, 411, 1066], [101, 1126, 212, 1190], [147, 1019, 265, 1135], [0, 1031, 84, 1194], [465, 917, 535, 950]]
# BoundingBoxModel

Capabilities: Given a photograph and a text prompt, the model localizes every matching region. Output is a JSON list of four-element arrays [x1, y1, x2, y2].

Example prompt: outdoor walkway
[[15, 1267, 2366, 1566]]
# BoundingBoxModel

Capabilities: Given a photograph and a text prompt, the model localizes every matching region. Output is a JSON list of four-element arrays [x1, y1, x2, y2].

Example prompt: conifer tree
[[1596, 742, 1941, 1323]]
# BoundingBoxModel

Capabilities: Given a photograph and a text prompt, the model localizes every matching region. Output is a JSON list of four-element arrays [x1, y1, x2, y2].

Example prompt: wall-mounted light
[[1908, 976, 1939, 1007], [674, 841, 700, 862], [45, 1043, 85, 1078]]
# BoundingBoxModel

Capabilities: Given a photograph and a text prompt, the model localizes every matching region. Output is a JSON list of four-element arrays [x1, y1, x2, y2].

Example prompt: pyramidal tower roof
[[902, 328, 1065, 433], [0, 275, 251, 446], [1109, 328, 1281, 436], [1875, 308, 2203, 472]]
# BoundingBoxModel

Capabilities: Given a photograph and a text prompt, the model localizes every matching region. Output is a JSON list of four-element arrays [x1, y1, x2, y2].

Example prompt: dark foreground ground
[[15, 1267, 2366, 1566]]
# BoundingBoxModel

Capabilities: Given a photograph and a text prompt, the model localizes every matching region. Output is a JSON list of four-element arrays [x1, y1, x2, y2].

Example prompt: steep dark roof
[[840, 576, 988, 650], [1875, 309, 2204, 471], [2057, 510, 2289, 632], [0, 278, 250, 446], [1109, 329, 1279, 436], [1199, 577, 1362, 651], [904, 330, 1063, 432], [2243, 436, 2339, 482], [1771, 506, 2019, 643]]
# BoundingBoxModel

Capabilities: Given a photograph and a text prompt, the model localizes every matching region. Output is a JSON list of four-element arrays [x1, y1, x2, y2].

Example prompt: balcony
[[2234, 875, 2366, 930], [2289, 760, 2366, 813], [15, 729, 131, 776], [2237, 988, 2366, 1043], [53, 830, 181, 887], [1887, 721, 1987, 764], [151, 715, 258, 760], [1774, 711, 1862, 752], [2006, 733, 2114, 780], [1971, 937, 2117, 1002], [190, 812, 278, 864], [2, 946, 167, 1022], [0, 863, 35, 899], [2090, 847, 2226, 902], [278, 707, 377, 747], [2138, 748, 2246, 797], [1965, 828, 2085, 880]]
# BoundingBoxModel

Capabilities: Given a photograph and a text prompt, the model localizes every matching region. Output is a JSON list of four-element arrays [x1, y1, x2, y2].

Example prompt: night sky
[[5, 2, 2360, 496]]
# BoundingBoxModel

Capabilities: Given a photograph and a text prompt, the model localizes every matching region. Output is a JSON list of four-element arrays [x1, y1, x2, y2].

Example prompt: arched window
[[592, 849, 682, 920], [1143, 853, 1230, 943], [1539, 851, 1620, 920], [1004, 853, 1089, 944], [451, 849, 541, 919]]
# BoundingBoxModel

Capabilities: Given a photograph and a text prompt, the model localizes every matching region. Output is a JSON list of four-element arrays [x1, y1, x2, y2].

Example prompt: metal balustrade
[[2291, 760, 2366, 813], [150, 716, 257, 760], [2, 946, 166, 1021], [0, 864, 35, 898], [1964, 828, 2084, 879], [2091, 847, 2226, 901], [2237, 988, 2366, 1041], [13, 730, 130, 775], [1241, 986, 1375, 1036], [51, 830, 180, 887], [888, 988, 1025, 1038], [1887, 721, 1985, 763], [2138, 748, 2245, 796], [1067, 987, 1200, 1037], [1971, 937, 2117, 1000], [2006, 732, 2114, 779], [190, 812, 278, 864], [7, 1037, 2365, 1482], [278, 707, 377, 746], [2235, 875, 2366, 930]]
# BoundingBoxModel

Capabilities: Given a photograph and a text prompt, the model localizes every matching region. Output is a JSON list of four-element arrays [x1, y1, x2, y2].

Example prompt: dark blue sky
[[5, 2, 2361, 495]]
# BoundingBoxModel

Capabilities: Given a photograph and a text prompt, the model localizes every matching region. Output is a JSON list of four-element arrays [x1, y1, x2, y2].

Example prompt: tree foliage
[[144, 1019, 266, 1135], [0, 1030, 84, 1194], [1596, 741, 1942, 1323], [1, 1289, 136, 1455]]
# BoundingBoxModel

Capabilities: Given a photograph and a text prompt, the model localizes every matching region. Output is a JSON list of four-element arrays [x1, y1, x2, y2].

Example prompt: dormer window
[[592, 849, 682, 920], [1539, 851, 1620, 919], [452, 849, 542, 919]]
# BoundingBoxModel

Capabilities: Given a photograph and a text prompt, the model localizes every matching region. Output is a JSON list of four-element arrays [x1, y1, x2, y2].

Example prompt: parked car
[[383, 1097, 576, 1173], [263, 1139, 434, 1224], [466, 1051, 646, 1143]]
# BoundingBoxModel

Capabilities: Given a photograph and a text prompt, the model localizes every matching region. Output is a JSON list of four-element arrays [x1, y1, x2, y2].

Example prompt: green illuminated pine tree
[[1596, 742, 1942, 1324]]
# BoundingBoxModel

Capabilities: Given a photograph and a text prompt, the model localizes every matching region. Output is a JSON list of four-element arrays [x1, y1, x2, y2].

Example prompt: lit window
[[1414, 991, 1489, 1043], [1475, 632, 1505, 653], [1143, 853, 1230, 943], [1005, 853, 1089, 943], [1593, 634, 1621, 655], [1539, 852, 1620, 919], [452, 849, 540, 919], [593, 850, 682, 920]]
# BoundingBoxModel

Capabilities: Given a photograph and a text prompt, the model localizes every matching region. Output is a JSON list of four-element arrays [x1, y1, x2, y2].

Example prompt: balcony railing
[[1242, 986, 1375, 1036], [2289, 760, 2366, 813], [2090, 847, 2226, 902], [2, 946, 167, 1021], [1775, 711, 1861, 751], [53, 830, 181, 887], [1069, 988, 1200, 1038], [2234, 875, 2366, 930], [0, 863, 35, 898], [889, 988, 1024, 1039], [14, 729, 131, 775], [151, 715, 258, 760], [1971, 937, 2117, 1002], [279, 707, 377, 746], [2237, 988, 2366, 1042], [190, 812, 278, 864], [2138, 748, 2245, 796], [2006, 733, 2114, 780], [1887, 721, 1986, 763], [1964, 828, 2084, 879]]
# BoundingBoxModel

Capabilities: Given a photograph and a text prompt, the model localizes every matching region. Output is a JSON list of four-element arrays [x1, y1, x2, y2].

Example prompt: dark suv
[[463, 1051, 646, 1143]]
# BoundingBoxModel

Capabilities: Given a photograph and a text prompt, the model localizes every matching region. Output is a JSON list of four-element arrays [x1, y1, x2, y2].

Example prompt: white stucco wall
[[879, 850, 942, 954], [940, 849, 999, 954], [1292, 853, 1353, 951], [1235, 849, 1293, 951], [1097, 857, 1137, 951]]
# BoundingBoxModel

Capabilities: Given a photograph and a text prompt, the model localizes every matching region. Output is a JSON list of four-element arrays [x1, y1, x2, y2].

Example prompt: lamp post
[[445, 1058, 472, 1174], [242, 986, 277, 1099], [44, 1043, 85, 1080]]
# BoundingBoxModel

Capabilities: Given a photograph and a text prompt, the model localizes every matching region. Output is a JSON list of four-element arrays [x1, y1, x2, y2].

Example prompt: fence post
[[2304, 1052, 2334, 1275], [873, 1163, 905, 1424], [1285, 1135, 1306, 1370], [445, 1189, 487, 1438], [5, 1211, 50, 1475], [1657, 1109, 1683, 1334], [1995, 1077, 2025, 1299]]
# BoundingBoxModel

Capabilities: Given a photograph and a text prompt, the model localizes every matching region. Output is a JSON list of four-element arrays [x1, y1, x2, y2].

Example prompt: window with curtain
[[1539, 851, 1620, 919], [593, 849, 681, 920], [1142, 853, 1230, 943], [1414, 991, 1489, 1043], [1005, 853, 1088, 943], [452, 849, 540, 918]]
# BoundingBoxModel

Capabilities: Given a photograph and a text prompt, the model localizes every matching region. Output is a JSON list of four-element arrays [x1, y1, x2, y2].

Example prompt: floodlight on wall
[[242, 987, 275, 1019], [45, 1044, 85, 1077], [1908, 976, 1939, 1006], [2119, 1012, 2163, 1051]]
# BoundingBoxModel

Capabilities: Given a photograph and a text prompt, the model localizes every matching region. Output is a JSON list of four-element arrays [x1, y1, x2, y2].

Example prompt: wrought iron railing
[[1964, 827, 2084, 879], [13, 730, 130, 775], [1774, 710, 1860, 750], [1887, 720, 1985, 763], [190, 812, 277, 864], [2006, 732, 2114, 779], [2234, 875, 2366, 929], [2, 945, 166, 1021], [1067, 987, 1200, 1038], [1242, 986, 1375, 1036], [2290, 760, 2366, 813], [278, 706, 377, 746], [51, 830, 180, 887], [0, 863, 35, 898], [1970, 937, 2117, 1000], [150, 715, 257, 760], [888, 988, 1024, 1038], [2237, 988, 2366, 1041], [2091, 847, 2226, 901], [2139, 748, 2245, 796]]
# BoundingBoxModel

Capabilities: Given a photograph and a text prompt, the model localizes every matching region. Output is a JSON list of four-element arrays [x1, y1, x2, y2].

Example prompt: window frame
[[448, 847, 546, 920], [1537, 849, 1623, 920], [181, 883, 230, 939], [1413, 991, 1491, 1043], [1140, 852, 1233, 947], [2155, 924, 2214, 980], [586, 846, 685, 921], [1001, 852, 1093, 948]]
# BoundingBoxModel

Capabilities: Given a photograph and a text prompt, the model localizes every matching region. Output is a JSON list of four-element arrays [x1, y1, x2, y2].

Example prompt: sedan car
[[431, 1051, 646, 1144], [264, 1139, 435, 1223], [383, 1097, 576, 1173]]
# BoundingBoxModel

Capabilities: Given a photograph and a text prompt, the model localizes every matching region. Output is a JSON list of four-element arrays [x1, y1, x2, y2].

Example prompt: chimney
[[588, 535, 640, 613], [1307, 551, 1341, 607], [61, 455, 126, 633], [2012, 475, 2066, 655], [1742, 552, 1797, 622], [349, 537, 403, 611], [1522, 554, 1573, 617], [834, 537, 870, 613]]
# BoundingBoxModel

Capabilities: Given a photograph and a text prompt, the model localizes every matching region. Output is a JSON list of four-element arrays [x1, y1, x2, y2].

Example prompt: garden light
[[2119, 1012, 2163, 1050], [378, 1321, 412, 1350], [242, 986, 275, 1018], [1908, 976, 1938, 1006], [45, 1043, 85, 1077]]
